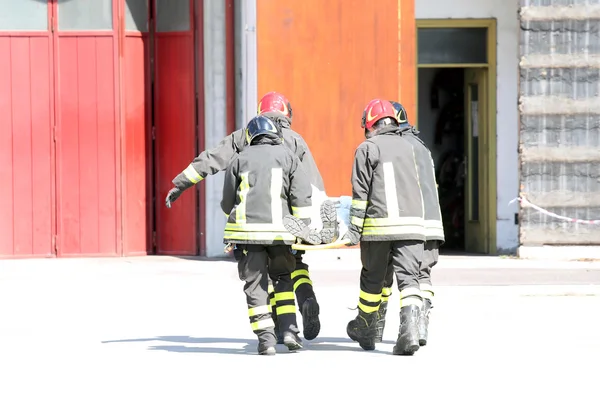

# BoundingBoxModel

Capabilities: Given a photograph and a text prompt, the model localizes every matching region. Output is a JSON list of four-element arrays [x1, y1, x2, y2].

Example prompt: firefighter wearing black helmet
[[221, 115, 313, 355]]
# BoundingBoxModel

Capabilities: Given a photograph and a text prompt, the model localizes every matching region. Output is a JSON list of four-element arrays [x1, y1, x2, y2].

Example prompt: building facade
[[1, 0, 598, 259]]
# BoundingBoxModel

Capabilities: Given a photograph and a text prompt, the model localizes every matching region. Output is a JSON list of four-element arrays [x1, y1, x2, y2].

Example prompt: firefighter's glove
[[343, 226, 361, 246], [165, 186, 184, 208]]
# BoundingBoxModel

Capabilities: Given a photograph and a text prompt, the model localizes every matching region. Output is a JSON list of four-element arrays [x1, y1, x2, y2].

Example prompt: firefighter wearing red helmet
[[344, 99, 426, 355], [165, 91, 331, 342]]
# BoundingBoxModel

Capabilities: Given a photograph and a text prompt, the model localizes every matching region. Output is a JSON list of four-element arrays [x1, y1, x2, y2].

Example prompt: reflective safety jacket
[[221, 136, 313, 245], [171, 114, 325, 193], [401, 126, 445, 243], [350, 127, 426, 242]]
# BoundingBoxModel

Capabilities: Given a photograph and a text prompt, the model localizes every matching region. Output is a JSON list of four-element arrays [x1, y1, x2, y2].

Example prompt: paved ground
[[1, 253, 599, 417]]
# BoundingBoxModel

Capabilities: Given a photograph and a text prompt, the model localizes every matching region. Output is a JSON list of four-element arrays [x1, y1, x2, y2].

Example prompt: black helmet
[[388, 101, 410, 128], [245, 115, 282, 145]]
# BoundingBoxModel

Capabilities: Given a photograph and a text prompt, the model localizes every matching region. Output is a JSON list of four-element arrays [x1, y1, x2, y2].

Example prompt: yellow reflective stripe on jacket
[[251, 318, 275, 331], [351, 199, 367, 210], [362, 225, 425, 236], [226, 222, 288, 231], [183, 165, 203, 184], [359, 290, 381, 303], [363, 217, 424, 227], [248, 305, 271, 317], [236, 172, 250, 223], [270, 167, 283, 223], [351, 216, 364, 227], [223, 230, 296, 241], [291, 269, 309, 279], [292, 206, 312, 219], [274, 291, 294, 302]]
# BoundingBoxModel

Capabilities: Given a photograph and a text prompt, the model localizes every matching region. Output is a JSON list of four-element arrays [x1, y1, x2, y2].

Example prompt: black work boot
[[283, 215, 321, 245], [256, 329, 277, 355], [301, 297, 321, 340], [347, 310, 379, 351], [419, 298, 432, 346], [283, 331, 303, 351], [374, 301, 389, 343], [393, 305, 421, 355], [319, 200, 339, 244]]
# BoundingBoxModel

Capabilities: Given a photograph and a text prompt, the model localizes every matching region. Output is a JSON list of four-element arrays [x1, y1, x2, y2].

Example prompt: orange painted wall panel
[[257, 0, 415, 196]]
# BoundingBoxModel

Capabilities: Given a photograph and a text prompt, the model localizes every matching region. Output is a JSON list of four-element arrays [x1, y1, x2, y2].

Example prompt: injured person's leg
[[284, 196, 352, 245]]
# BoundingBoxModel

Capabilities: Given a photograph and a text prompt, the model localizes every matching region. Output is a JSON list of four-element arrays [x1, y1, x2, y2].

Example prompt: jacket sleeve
[[350, 143, 376, 232], [288, 155, 313, 223], [172, 131, 242, 190], [220, 156, 240, 216]]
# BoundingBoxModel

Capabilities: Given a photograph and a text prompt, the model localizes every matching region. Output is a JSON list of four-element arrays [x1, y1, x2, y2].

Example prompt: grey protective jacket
[[400, 126, 445, 242], [349, 126, 426, 242], [171, 113, 325, 192], [221, 136, 313, 245]]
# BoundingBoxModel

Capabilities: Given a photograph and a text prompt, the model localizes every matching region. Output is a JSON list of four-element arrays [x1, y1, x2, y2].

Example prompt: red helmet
[[361, 99, 397, 131], [257, 92, 293, 119]]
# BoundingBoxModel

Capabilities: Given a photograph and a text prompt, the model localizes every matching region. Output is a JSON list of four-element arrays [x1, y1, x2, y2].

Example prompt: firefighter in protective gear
[[221, 115, 313, 355], [344, 99, 426, 355], [165, 92, 331, 341], [371, 101, 444, 347]]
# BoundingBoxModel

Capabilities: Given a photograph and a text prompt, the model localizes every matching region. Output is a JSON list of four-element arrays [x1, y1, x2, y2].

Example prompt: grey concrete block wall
[[519, 0, 600, 245]]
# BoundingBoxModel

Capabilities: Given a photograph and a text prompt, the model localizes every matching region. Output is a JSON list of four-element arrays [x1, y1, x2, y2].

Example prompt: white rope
[[510, 195, 600, 225]]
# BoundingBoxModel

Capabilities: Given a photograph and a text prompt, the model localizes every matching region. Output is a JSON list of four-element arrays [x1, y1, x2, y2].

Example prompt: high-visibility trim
[[223, 211, 230, 218], [271, 167, 283, 223], [276, 305, 296, 315], [400, 287, 421, 298], [292, 206, 312, 219], [358, 301, 380, 313], [351, 216, 365, 227], [236, 172, 250, 223], [359, 290, 382, 303], [351, 199, 368, 210], [268, 284, 275, 295], [248, 305, 271, 316], [274, 291, 294, 302], [183, 165, 203, 184], [421, 289, 434, 301], [382, 162, 400, 219], [225, 222, 287, 231], [293, 278, 312, 291], [400, 296, 423, 309], [363, 216, 424, 227], [291, 269, 309, 279], [223, 230, 296, 241], [381, 295, 390, 302], [251, 318, 275, 331], [424, 219, 443, 229], [382, 287, 393, 297], [362, 225, 426, 236], [419, 283, 434, 294]]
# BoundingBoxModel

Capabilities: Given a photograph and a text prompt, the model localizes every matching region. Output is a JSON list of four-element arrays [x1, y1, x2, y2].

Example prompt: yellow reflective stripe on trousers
[[236, 172, 250, 223], [270, 168, 283, 223], [251, 318, 275, 331], [420, 283, 434, 300], [381, 287, 392, 301], [351, 199, 367, 210], [291, 269, 309, 279], [274, 291, 294, 302], [358, 301, 380, 313], [183, 164, 203, 184], [248, 305, 271, 316], [276, 305, 296, 315], [293, 278, 312, 291], [400, 287, 423, 308], [362, 225, 426, 236], [292, 206, 312, 219], [359, 290, 381, 303], [223, 230, 296, 241], [351, 216, 364, 227], [382, 162, 400, 219]]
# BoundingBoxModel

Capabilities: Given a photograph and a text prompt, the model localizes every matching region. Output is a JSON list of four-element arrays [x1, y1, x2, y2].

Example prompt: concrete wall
[[518, 0, 600, 258], [203, 0, 228, 257], [416, 0, 521, 253]]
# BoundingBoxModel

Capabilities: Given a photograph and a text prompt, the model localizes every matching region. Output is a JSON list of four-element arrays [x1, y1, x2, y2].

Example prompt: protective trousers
[[289, 251, 317, 309], [382, 240, 439, 304], [358, 240, 424, 314], [237, 245, 298, 343]]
